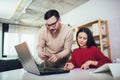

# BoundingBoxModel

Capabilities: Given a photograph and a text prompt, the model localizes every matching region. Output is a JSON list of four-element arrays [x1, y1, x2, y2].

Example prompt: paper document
[[92, 63, 120, 77]]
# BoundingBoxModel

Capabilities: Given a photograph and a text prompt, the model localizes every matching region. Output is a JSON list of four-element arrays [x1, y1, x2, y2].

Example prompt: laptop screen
[[15, 42, 40, 75]]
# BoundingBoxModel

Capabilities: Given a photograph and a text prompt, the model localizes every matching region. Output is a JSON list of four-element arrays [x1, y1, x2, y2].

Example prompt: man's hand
[[39, 53, 61, 62], [38, 53, 51, 60], [47, 54, 60, 62]]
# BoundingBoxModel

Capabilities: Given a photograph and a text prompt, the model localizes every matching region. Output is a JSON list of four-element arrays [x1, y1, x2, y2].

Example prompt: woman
[[64, 27, 111, 70]]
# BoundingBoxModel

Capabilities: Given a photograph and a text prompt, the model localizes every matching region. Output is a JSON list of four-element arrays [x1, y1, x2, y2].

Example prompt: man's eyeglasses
[[45, 19, 58, 28]]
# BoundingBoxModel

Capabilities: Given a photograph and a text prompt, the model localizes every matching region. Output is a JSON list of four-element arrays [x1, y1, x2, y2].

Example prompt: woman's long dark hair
[[76, 27, 97, 48]]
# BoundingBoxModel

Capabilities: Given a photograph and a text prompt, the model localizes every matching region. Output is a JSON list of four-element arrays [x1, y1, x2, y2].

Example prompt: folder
[[92, 63, 120, 77]]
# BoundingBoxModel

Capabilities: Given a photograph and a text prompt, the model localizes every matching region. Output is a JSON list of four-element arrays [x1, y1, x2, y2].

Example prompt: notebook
[[92, 63, 120, 77], [15, 42, 70, 75]]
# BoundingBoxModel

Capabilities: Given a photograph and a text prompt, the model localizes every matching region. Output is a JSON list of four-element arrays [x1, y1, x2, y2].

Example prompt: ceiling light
[[0, 0, 22, 19]]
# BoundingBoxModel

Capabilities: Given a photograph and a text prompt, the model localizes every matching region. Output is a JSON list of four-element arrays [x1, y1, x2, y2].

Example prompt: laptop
[[15, 42, 70, 75]]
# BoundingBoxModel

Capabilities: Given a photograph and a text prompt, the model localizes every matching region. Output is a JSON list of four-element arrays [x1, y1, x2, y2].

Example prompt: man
[[37, 9, 73, 68]]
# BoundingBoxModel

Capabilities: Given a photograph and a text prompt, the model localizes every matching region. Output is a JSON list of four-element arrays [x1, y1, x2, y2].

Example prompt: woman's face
[[77, 32, 88, 48]]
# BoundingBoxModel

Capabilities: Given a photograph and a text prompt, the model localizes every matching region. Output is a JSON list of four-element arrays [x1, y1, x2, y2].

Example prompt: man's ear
[[58, 18, 61, 22]]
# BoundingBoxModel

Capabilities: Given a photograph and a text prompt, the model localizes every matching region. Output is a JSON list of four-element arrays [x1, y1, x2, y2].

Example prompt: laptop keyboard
[[38, 67, 70, 75], [39, 67, 64, 71], [36, 63, 70, 75]]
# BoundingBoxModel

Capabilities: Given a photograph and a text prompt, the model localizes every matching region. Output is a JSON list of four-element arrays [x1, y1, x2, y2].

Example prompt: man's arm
[[47, 29, 73, 62], [57, 29, 73, 59], [36, 28, 46, 59]]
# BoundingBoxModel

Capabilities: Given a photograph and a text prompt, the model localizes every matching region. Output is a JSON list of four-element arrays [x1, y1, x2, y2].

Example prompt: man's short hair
[[44, 9, 60, 20]]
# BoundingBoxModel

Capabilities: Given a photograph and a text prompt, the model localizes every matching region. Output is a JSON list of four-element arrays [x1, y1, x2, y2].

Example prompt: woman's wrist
[[92, 61, 98, 66]]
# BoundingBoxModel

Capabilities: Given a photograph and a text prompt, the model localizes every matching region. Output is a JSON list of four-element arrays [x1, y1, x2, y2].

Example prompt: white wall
[[62, 0, 120, 60]]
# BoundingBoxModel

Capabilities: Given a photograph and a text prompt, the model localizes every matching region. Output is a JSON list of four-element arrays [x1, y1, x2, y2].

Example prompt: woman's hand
[[64, 62, 74, 70], [80, 60, 98, 69]]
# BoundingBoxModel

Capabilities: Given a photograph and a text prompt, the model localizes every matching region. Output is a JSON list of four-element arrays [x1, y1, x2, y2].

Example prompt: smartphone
[[44, 55, 50, 59]]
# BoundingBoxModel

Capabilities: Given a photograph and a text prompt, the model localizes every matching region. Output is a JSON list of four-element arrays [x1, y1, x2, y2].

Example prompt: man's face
[[45, 16, 60, 33]]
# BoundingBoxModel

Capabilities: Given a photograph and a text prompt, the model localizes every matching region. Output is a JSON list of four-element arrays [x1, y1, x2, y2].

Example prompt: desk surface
[[0, 68, 120, 80]]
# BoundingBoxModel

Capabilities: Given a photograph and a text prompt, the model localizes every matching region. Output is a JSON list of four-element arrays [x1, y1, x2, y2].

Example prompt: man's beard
[[50, 29, 57, 34], [50, 29, 60, 38]]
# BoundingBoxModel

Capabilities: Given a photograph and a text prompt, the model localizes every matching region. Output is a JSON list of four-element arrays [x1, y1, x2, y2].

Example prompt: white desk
[[0, 68, 120, 80]]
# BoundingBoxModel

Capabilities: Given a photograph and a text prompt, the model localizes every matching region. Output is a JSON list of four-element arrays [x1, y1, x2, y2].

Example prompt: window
[[4, 33, 19, 57], [2, 24, 39, 58], [0, 23, 2, 58], [4, 32, 36, 58]]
